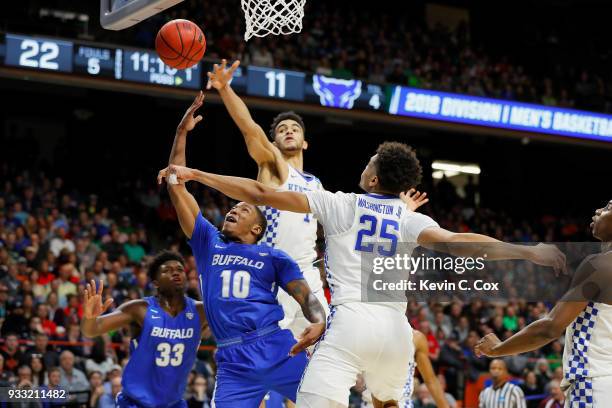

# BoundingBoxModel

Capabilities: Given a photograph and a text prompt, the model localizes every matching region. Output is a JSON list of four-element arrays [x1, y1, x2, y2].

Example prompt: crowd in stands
[[0, 159, 593, 407], [5, 0, 612, 113]]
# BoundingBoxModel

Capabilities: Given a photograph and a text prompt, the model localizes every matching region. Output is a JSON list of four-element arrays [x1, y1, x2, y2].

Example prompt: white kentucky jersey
[[305, 191, 439, 313], [563, 301, 612, 383], [260, 165, 323, 290]]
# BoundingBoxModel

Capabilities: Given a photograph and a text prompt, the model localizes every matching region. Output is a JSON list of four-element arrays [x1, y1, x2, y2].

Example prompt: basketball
[[155, 19, 206, 70]]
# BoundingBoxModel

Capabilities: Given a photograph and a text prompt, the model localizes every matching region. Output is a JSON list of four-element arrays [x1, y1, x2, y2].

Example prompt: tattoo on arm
[[286, 280, 325, 324]]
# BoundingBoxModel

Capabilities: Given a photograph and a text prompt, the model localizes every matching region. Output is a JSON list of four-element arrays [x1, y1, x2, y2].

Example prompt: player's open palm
[[177, 91, 205, 133], [290, 322, 325, 356], [207, 59, 240, 91], [83, 279, 113, 320], [531, 243, 567, 276], [400, 188, 429, 211]]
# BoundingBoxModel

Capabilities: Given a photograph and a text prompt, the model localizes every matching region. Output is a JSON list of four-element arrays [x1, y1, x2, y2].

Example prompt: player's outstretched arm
[[413, 331, 450, 408], [158, 165, 310, 213], [162, 92, 205, 238], [207, 59, 277, 166], [80, 280, 146, 338], [416, 227, 567, 275], [475, 300, 586, 358], [285, 279, 326, 356], [169, 91, 205, 166]]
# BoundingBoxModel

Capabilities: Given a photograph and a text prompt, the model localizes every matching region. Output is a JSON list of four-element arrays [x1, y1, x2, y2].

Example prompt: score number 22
[[19, 40, 60, 70]]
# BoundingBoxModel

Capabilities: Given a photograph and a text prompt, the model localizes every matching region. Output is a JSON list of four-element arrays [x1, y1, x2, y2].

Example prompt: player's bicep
[[263, 190, 310, 213], [168, 184, 200, 238], [547, 301, 589, 335]]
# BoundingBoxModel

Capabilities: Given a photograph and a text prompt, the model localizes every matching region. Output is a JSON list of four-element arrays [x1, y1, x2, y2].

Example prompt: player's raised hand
[[400, 188, 429, 211], [157, 164, 197, 185], [177, 91, 205, 133], [289, 322, 325, 356], [206, 59, 240, 91], [83, 280, 113, 320], [529, 243, 567, 276], [474, 333, 502, 357]]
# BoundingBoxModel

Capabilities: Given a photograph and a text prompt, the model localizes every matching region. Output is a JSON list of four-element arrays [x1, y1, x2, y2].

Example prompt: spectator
[[420, 321, 440, 362], [0, 332, 25, 374], [538, 380, 565, 408], [85, 337, 115, 377], [436, 374, 458, 408], [25, 332, 59, 370], [36, 303, 57, 336], [413, 383, 436, 408], [185, 374, 212, 408], [56, 263, 78, 308], [479, 359, 526, 408], [28, 354, 47, 387], [63, 323, 85, 357], [58, 350, 89, 393], [103, 229, 126, 262], [46, 366, 63, 390], [546, 341, 563, 372], [124, 232, 145, 263], [521, 371, 544, 408], [503, 306, 519, 332], [50, 227, 75, 257], [75, 233, 100, 271], [98, 376, 122, 408], [14, 364, 33, 389], [0, 354, 11, 386], [535, 359, 552, 390], [88, 370, 106, 408], [438, 332, 464, 397]]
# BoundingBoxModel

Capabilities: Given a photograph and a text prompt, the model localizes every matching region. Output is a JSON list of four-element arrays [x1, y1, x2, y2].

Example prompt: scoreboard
[[4, 34, 201, 89], [2, 33, 386, 112], [3, 33, 612, 143]]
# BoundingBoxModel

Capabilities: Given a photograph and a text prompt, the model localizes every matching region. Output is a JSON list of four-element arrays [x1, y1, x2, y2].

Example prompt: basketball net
[[241, 0, 306, 41]]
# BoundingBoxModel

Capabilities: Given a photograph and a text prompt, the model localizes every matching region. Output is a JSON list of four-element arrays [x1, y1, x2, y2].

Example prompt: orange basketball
[[155, 19, 206, 70]]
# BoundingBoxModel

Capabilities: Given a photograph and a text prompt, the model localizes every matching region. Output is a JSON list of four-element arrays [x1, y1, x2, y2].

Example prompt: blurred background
[[0, 0, 610, 407]]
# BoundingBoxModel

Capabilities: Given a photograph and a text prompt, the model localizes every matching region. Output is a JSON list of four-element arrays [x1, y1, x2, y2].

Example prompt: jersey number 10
[[220, 270, 251, 298], [354, 215, 399, 256]]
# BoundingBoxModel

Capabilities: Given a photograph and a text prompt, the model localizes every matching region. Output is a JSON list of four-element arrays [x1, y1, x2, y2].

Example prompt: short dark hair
[[375, 142, 422, 194], [253, 206, 268, 242], [269, 111, 306, 141], [148, 250, 185, 282], [48, 367, 61, 375]]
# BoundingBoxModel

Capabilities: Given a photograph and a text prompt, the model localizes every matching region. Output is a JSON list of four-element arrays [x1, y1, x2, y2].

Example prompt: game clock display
[[122, 50, 201, 89]]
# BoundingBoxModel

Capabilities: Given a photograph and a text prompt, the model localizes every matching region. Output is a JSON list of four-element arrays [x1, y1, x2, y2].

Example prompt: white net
[[241, 0, 306, 41]]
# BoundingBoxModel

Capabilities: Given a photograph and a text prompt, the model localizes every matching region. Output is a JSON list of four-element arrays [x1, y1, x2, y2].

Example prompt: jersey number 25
[[354, 215, 399, 256]]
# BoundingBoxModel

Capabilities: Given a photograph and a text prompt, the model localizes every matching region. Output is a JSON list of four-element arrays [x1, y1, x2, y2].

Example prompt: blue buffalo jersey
[[121, 296, 201, 407], [188, 212, 304, 342]]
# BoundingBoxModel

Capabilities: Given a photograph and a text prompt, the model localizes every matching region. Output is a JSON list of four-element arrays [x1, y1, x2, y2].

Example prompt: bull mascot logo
[[313, 75, 362, 109]]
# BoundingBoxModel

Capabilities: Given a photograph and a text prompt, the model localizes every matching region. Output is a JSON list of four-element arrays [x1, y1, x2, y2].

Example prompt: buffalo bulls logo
[[313, 75, 362, 109]]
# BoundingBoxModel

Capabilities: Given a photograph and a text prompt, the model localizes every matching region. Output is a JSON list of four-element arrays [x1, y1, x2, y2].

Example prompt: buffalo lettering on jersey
[[150, 327, 195, 339], [212, 254, 265, 269]]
